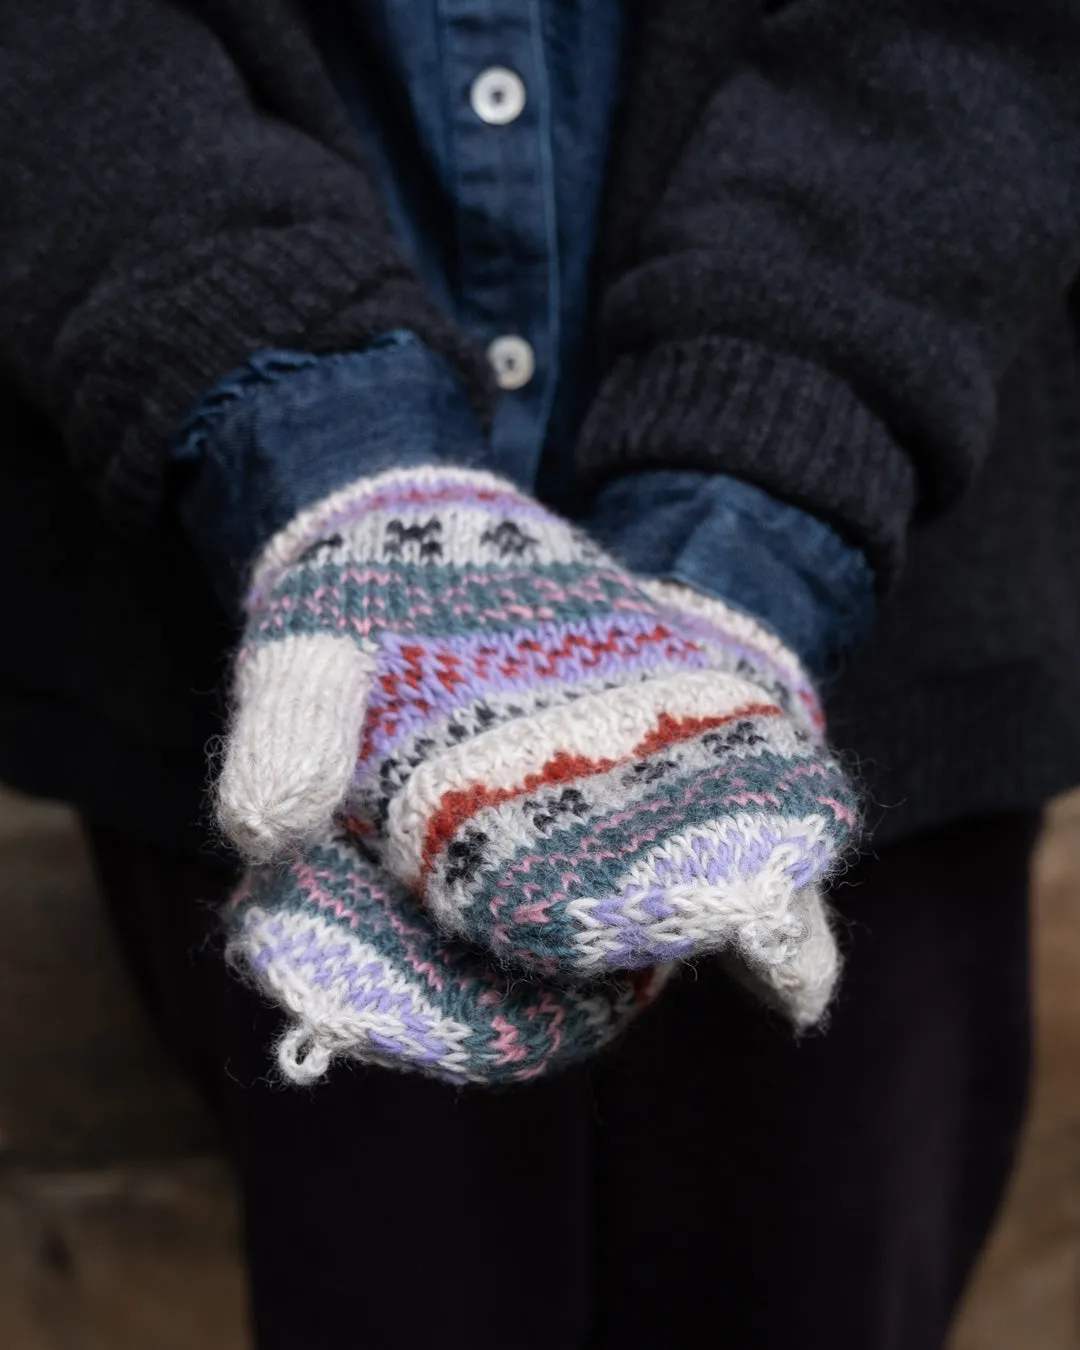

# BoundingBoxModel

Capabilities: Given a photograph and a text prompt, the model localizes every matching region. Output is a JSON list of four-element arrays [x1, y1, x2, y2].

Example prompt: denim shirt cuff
[[172, 330, 489, 608], [581, 471, 876, 680]]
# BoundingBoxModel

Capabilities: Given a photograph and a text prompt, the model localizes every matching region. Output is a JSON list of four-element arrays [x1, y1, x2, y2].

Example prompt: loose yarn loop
[[277, 1025, 334, 1085]]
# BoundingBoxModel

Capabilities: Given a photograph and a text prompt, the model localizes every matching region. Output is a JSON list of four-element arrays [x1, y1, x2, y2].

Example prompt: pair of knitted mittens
[[220, 468, 857, 1084]]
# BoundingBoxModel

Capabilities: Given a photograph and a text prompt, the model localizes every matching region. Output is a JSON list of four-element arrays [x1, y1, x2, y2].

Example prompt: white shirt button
[[487, 335, 535, 390], [470, 67, 527, 126]]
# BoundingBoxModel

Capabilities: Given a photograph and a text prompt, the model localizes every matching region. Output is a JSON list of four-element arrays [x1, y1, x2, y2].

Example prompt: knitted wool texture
[[218, 467, 856, 1021], [228, 826, 668, 1086]]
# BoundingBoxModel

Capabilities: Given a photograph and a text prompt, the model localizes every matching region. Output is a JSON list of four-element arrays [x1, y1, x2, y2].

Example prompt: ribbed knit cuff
[[55, 222, 493, 535], [576, 335, 917, 586]]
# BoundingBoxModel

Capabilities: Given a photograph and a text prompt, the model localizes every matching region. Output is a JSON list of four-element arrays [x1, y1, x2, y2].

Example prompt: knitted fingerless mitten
[[218, 467, 856, 1020], [228, 825, 667, 1086]]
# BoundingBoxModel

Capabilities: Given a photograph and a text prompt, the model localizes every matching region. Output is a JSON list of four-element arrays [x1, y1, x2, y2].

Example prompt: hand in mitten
[[228, 824, 667, 1086], [218, 466, 856, 1024], [631, 579, 849, 1027]]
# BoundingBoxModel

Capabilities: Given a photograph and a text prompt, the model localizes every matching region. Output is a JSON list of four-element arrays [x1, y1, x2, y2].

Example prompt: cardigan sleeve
[[578, 0, 1080, 583], [0, 0, 491, 534]]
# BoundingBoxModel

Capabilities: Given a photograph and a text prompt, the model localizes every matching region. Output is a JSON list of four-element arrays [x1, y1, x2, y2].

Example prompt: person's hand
[[217, 466, 856, 1026]]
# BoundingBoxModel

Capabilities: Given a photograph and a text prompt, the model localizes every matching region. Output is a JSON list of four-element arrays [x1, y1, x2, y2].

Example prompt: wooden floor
[[951, 795, 1080, 1350], [1, 785, 1077, 1348]]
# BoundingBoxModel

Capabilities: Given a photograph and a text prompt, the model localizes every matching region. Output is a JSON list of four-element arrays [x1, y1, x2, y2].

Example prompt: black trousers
[[90, 813, 1038, 1350]]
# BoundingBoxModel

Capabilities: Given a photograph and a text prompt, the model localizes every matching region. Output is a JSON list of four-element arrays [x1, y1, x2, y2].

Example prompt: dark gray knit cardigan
[[2, 0, 1080, 849]]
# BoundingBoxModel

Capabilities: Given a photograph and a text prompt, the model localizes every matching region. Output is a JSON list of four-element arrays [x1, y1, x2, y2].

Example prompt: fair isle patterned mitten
[[632, 578, 849, 1026], [217, 466, 857, 1026], [228, 824, 668, 1086]]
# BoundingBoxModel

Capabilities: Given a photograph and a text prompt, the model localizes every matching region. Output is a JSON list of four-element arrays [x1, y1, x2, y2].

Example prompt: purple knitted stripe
[[248, 919, 456, 1053], [488, 757, 845, 926], [243, 916, 584, 1075], [356, 615, 712, 767], [367, 1032, 448, 1066], [505, 822, 830, 969], [644, 822, 831, 890], [289, 856, 476, 999]]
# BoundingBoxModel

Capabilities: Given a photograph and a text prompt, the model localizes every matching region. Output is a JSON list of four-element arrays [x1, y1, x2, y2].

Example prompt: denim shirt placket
[[439, 0, 559, 488]]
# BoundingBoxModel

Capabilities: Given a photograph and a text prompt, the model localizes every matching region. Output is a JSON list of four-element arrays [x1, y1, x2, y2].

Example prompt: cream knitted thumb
[[215, 471, 397, 861], [217, 633, 376, 862]]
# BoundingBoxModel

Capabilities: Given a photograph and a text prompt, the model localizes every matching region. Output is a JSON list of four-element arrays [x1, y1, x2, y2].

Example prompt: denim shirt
[[176, 0, 874, 676]]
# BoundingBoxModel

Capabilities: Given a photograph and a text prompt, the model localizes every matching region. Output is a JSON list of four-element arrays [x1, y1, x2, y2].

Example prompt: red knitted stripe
[[359, 623, 687, 762], [419, 702, 781, 877]]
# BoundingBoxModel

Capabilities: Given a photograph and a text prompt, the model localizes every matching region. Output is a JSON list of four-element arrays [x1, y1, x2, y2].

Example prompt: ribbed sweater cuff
[[56, 223, 492, 535], [576, 335, 917, 585]]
